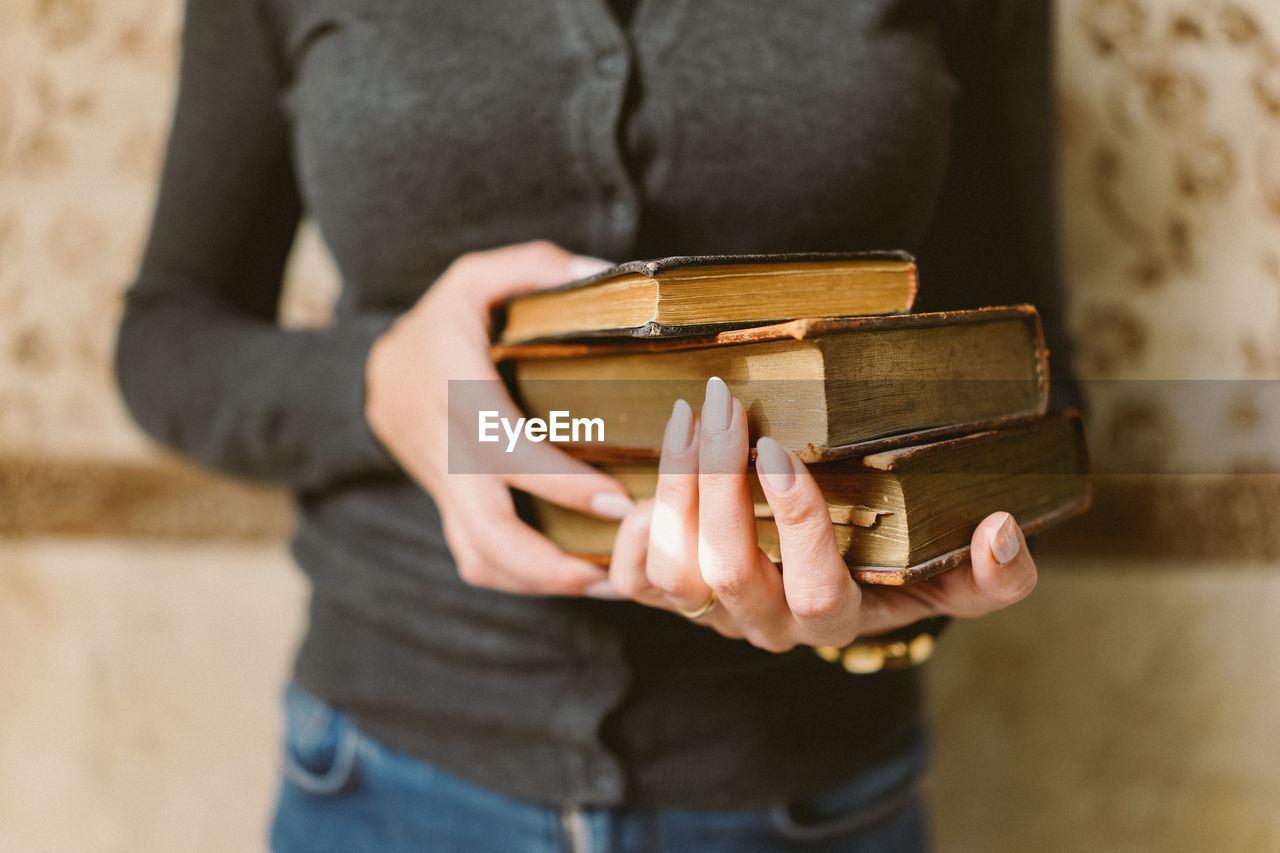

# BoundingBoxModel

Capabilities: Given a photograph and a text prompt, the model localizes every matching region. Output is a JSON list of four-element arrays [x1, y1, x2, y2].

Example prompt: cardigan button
[[591, 768, 623, 798], [609, 199, 634, 224], [596, 52, 626, 77]]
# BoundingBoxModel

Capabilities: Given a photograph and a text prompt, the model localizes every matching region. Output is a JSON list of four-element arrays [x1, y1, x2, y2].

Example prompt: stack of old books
[[491, 252, 1090, 585]]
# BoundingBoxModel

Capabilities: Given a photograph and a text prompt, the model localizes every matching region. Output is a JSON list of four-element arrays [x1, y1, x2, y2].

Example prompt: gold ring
[[677, 591, 717, 620]]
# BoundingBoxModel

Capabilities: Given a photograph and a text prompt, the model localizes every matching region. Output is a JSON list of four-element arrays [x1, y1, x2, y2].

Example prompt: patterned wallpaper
[[0, 0, 337, 466], [1, 0, 1279, 545], [1, 0, 178, 461], [1061, 0, 1280, 475], [0, 0, 332, 537]]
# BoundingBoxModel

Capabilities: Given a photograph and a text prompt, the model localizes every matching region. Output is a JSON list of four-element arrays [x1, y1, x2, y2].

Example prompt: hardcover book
[[495, 251, 918, 344], [495, 306, 1049, 460], [527, 412, 1091, 585]]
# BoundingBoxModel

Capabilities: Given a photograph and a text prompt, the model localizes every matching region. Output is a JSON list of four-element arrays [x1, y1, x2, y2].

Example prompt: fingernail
[[755, 437, 795, 492], [586, 579, 626, 600], [590, 492, 635, 519], [664, 399, 695, 453], [569, 255, 614, 279], [991, 513, 1021, 564], [702, 377, 732, 432]]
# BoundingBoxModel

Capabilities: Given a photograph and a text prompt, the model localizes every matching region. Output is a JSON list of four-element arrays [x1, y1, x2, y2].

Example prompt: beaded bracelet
[[813, 616, 950, 674]]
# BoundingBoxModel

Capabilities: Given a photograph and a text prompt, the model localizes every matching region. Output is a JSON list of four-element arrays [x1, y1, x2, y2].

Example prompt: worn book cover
[[495, 250, 917, 344], [528, 412, 1091, 585], [494, 306, 1050, 460]]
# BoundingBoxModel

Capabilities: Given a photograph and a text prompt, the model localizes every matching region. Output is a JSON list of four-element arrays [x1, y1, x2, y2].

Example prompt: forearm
[[116, 0, 401, 490], [116, 297, 398, 490]]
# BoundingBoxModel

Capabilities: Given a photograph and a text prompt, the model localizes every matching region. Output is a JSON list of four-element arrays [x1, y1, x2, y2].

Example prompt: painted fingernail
[[590, 492, 635, 520], [755, 437, 795, 492], [991, 513, 1021, 564], [702, 377, 732, 432], [664, 398, 695, 454], [569, 255, 614, 279], [586, 579, 626, 600]]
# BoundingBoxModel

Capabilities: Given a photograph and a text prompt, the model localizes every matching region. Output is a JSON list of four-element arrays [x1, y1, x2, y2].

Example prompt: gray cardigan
[[116, 0, 1064, 807]]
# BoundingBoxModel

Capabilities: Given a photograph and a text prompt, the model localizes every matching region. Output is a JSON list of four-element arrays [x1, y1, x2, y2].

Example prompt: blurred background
[[2, 1, 1278, 850]]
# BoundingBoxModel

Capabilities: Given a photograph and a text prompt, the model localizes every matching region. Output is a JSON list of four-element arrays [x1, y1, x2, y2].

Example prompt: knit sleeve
[[115, 0, 400, 491], [918, 0, 1079, 408]]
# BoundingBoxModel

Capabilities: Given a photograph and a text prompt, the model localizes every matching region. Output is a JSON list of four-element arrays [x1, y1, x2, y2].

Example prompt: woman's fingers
[[905, 511, 1036, 619], [645, 399, 712, 610], [442, 240, 613, 306], [696, 379, 792, 647], [608, 500, 661, 603], [755, 437, 862, 647], [951, 511, 1038, 616], [857, 512, 1038, 634], [445, 477, 611, 596], [504, 442, 635, 519], [367, 241, 627, 599], [450, 357, 633, 520], [624, 379, 1040, 649]]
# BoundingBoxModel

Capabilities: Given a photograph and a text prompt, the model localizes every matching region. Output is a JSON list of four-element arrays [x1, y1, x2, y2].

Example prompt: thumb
[[855, 512, 1037, 633], [462, 241, 614, 302], [964, 511, 1038, 614], [506, 439, 635, 520]]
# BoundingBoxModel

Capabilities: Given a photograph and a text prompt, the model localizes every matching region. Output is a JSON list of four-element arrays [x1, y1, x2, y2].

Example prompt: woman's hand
[[607, 377, 1038, 651], [365, 241, 633, 598]]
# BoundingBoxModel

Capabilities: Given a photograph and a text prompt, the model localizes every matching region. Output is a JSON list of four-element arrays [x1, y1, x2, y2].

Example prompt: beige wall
[[934, 5, 1280, 850], [0, 539, 303, 852], [2, 1, 1278, 850]]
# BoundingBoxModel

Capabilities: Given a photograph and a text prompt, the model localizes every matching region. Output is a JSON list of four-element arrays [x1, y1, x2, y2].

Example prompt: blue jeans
[[270, 684, 932, 852]]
